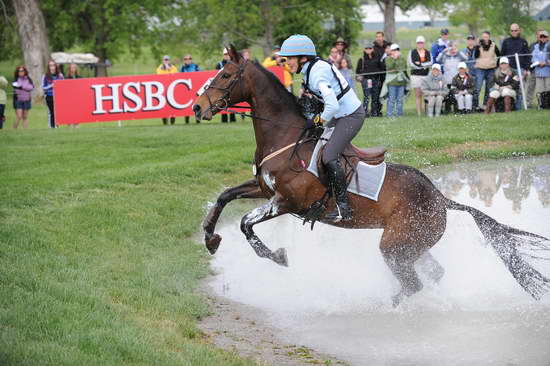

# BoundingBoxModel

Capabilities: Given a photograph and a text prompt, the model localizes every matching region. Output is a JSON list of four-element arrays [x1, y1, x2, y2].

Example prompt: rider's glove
[[306, 114, 323, 129]]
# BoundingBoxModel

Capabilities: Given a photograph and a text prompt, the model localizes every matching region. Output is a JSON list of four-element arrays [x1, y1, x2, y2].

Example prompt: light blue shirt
[[301, 60, 361, 122]]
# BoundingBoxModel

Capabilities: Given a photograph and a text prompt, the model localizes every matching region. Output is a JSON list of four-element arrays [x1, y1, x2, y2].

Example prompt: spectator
[[12, 65, 34, 129], [327, 47, 342, 68], [156, 55, 178, 125], [262, 51, 293, 92], [485, 57, 519, 114], [66, 63, 80, 79], [356, 41, 384, 117], [451, 62, 476, 114], [474, 31, 500, 109], [262, 45, 281, 65], [339, 58, 354, 92], [526, 29, 545, 108], [180, 54, 201, 123], [384, 44, 408, 117], [373, 31, 390, 86], [436, 41, 467, 86], [462, 35, 479, 110], [431, 28, 450, 70], [531, 30, 550, 108], [501, 23, 530, 110], [334, 37, 353, 70], [241, 49, 251, 61], [216, 48, 236, 123], [0, 75, 7, 129], [65, 63, 80, 128], [42, 60, 64, 129], [421, 64, 447, 117], [408, 35, 433, 116], [180, 54, 200, 73]]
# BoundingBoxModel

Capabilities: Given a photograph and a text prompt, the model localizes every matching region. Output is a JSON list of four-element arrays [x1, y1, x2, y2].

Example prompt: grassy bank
[[1, 109, 550, 365]]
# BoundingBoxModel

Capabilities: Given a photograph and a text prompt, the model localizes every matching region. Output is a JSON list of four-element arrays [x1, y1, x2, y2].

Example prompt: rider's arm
[[317, 78, 339, 123]]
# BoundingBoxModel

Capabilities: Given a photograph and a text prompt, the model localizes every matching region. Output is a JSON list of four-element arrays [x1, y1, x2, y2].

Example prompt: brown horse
[[193, 45, 550, 305]]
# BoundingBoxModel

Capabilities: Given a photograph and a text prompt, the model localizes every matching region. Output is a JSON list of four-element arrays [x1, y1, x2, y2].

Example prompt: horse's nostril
[[192, 104, 201, 113]]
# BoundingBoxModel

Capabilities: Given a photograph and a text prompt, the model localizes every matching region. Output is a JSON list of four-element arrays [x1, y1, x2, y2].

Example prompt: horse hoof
[[272, 248, 288, 267], [205, 233, 222, 255]]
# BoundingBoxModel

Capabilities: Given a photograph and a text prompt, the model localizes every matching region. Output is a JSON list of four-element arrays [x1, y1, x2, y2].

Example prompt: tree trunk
[[260, 0, 274, 58], [13, 0, 50, 100], [383, 0, 396, 43]]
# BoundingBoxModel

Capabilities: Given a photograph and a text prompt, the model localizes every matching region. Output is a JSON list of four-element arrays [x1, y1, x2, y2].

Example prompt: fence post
[[515, 53, 528, 111]]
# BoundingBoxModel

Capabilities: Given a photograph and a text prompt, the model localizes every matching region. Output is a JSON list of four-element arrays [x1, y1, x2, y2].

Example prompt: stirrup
[[325, 203, 353, 222]]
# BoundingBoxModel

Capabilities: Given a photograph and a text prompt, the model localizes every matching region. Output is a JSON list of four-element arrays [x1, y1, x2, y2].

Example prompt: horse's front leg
[[240, 196, 289, 267], [203, 179, 267, 254]]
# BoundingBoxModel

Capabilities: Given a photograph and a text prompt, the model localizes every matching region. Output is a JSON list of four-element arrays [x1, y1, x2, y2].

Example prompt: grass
[[1, 109, 550, 365]]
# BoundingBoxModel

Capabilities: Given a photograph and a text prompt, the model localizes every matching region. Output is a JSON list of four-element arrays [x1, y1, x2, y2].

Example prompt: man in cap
[[501, 23, 530, 109], [279, 34, 364, 222], [531, 30, 550, 108], [526, 29, 546, 107], [356, 41, 385, 116], [431, 28, 450, 70], [486, 57, 520, 114], [156, 55, 178, 125]]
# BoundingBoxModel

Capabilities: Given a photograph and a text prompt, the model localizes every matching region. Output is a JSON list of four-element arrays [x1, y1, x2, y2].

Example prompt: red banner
[[54, 67, 285, 125]]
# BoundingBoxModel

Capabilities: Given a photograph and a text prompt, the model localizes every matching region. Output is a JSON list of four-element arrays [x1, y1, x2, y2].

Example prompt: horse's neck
[[247, 77, 304, 162]]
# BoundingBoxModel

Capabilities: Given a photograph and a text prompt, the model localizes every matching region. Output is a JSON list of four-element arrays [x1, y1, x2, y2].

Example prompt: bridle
[[202, 59, 249, 117]]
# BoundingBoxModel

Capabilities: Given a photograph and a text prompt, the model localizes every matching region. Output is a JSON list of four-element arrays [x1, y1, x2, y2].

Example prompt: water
[[208, 157, 550, 366]]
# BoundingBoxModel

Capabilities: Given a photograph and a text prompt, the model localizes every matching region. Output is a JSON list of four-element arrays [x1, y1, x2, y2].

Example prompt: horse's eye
[[221, 73, 230, 79]]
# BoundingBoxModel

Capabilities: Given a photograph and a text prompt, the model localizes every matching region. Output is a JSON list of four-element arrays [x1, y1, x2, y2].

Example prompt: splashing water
[[208, 157, 550, 365]]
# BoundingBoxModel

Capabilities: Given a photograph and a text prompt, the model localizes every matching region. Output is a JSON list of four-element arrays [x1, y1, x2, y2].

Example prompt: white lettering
[[166, 79, 193, 109], [122, 82, 142, 112], [142, 81, 166, 111], [92, 84, 123, 114]]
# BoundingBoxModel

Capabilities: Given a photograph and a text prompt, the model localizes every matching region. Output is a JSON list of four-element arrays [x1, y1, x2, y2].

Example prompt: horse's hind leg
[[240, 196, 289, 267], [417, 252, 445, 284], [380, 240, 424, 307], [203, 179, 267, 254]]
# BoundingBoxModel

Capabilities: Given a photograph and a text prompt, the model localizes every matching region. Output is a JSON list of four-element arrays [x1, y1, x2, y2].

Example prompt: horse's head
[[193, 44, 250, 121]]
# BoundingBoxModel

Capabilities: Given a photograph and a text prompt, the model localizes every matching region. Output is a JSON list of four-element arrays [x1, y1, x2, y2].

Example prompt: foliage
[[0, 0, 21, 61], [448, 0, 536, 37], [179, 0, 364, 60]]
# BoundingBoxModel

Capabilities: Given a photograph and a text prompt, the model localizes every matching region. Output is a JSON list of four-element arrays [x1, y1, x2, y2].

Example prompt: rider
[[279, 34, 365, 222]]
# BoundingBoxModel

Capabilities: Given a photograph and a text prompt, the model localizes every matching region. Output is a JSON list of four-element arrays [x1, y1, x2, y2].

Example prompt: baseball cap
[[432, 63, 441, 71], [364, 41, 374, 48], [416, 36, 425, 43], [441, 28, 449, 35], [390, 43, 400, 51], [467, 35, 475, 40], [458, 62, 467, 69], [541, 31, 549, 37], [499, 56, 509, 64], [163, 55, 170, 60]]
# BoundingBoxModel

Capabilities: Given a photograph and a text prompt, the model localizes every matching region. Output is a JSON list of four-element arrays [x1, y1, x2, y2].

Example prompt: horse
[[192, 45, 550, 306]]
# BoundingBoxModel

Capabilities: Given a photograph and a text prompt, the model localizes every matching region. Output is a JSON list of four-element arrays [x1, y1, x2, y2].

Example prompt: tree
[[448, 0, 486, 36], [181, 0, 363, 62], [0, 0, 21, 62], [41, 0, 171, 76], [375, 0, 419, 42], [13, 0, 50, 99]]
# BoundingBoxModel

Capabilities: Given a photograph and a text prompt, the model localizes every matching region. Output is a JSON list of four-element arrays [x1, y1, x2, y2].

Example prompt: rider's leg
[[322, 106, 365, 222]]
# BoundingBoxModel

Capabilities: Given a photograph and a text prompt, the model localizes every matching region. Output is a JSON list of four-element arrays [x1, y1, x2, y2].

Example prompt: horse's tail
[[446, 198, 550, 300]]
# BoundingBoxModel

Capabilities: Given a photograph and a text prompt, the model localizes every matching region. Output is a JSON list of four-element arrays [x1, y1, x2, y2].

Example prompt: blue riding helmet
[[278, 35, 317, 57]]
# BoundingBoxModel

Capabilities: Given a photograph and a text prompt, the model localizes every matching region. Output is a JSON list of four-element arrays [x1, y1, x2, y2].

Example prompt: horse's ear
[[227, 44, 242, 63]]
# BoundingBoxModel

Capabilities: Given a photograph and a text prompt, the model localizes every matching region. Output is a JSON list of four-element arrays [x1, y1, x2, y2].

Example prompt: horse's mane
[[251, 61, 304, 118]]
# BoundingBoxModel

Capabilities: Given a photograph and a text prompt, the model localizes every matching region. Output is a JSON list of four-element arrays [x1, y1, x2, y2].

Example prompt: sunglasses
[[510, 30, 520, 32], [184, 58, 192, 60]]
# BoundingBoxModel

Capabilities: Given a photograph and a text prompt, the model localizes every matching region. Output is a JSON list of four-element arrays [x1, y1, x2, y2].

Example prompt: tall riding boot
[[503, 96, 512, 112], [485, 97, 495, 114], [324, 159, 353, 222]]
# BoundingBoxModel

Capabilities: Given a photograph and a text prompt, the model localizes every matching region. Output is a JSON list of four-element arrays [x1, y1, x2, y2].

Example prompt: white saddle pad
[[307, 128, 386, 202]]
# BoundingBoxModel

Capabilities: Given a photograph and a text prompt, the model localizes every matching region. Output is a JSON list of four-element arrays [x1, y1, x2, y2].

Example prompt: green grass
[[1, 110, 550, 365]]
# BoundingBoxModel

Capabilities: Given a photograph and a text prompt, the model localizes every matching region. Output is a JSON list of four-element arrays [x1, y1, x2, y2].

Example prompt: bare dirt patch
[[198, 283, 348, 366]]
